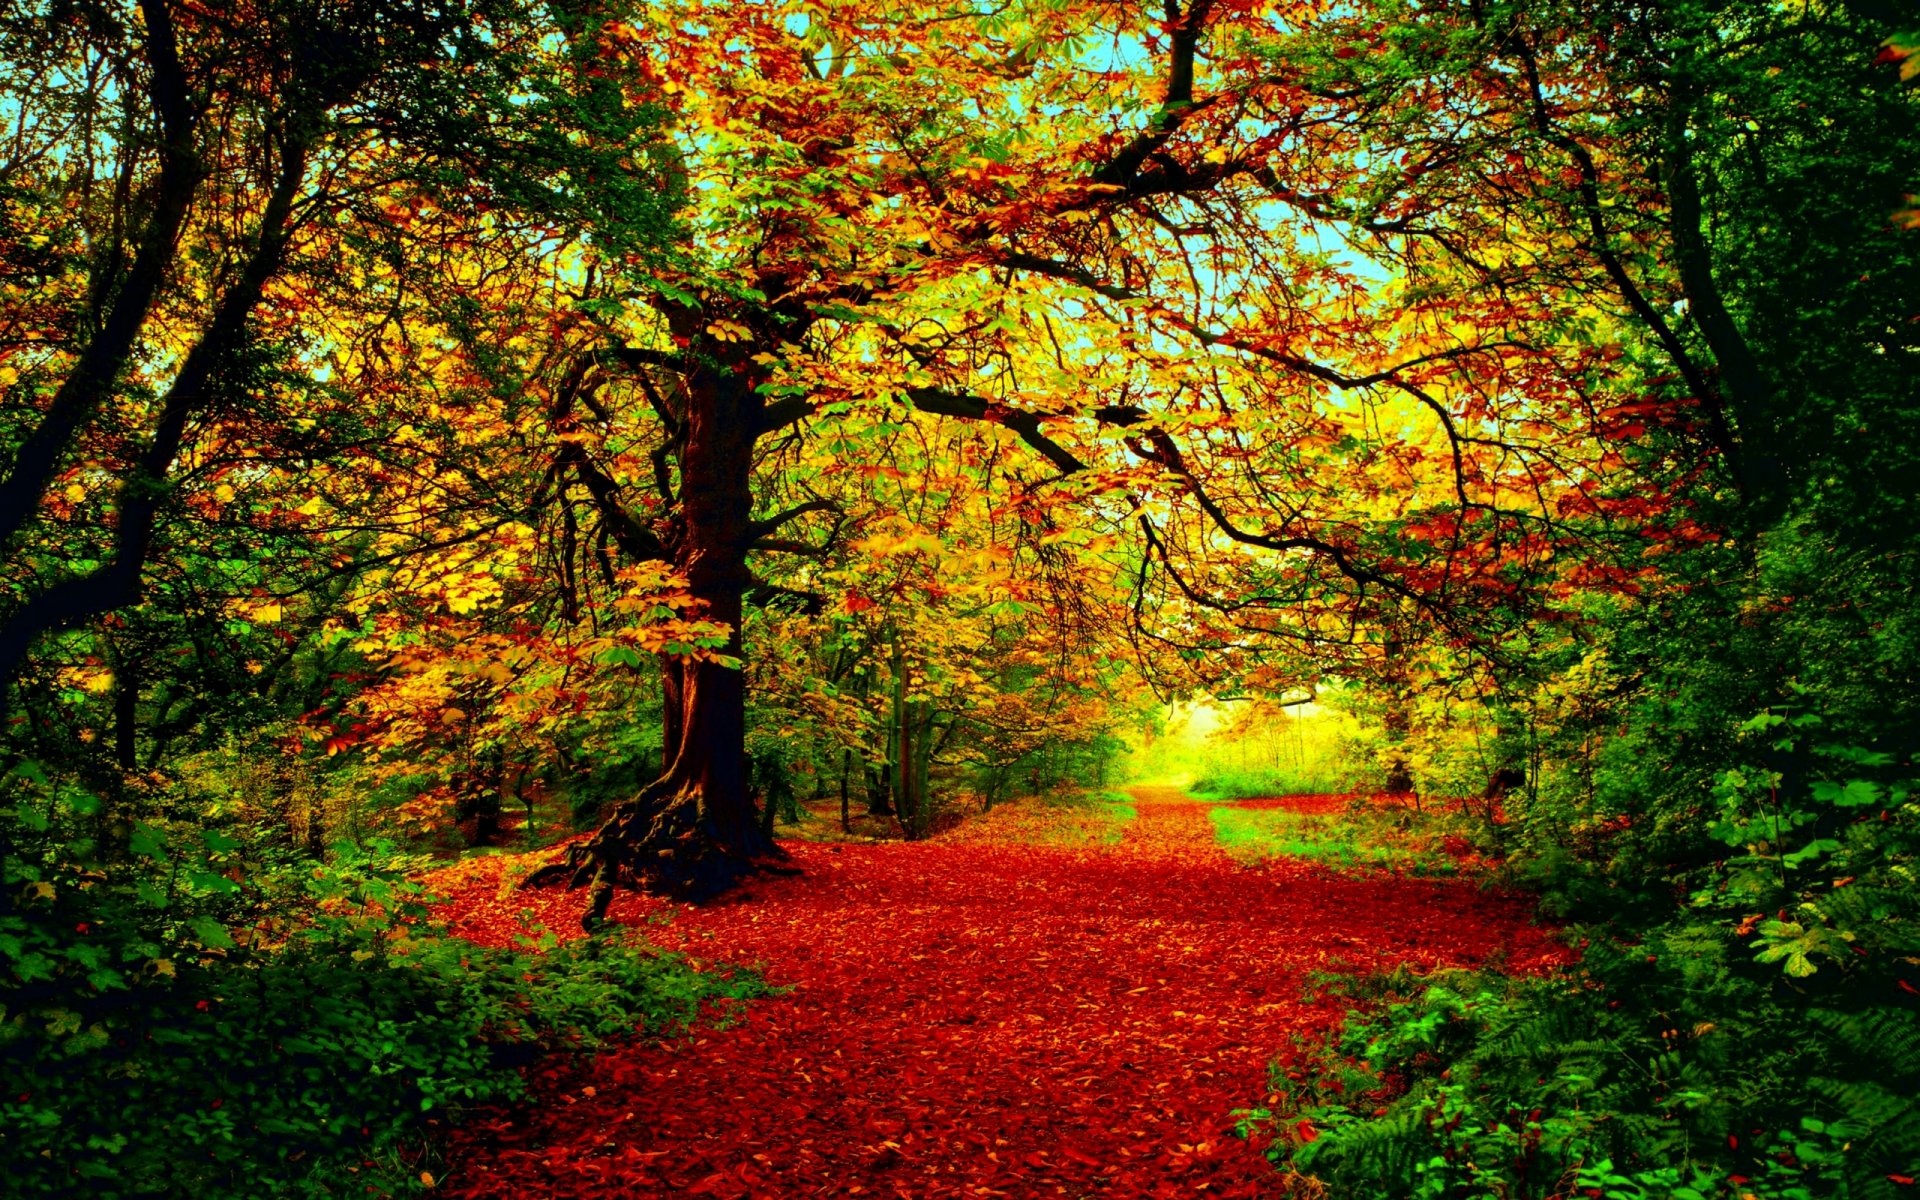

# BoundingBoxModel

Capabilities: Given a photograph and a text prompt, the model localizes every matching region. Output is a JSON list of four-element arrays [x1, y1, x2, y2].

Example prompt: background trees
[[1231, 0, 1920, 1194]]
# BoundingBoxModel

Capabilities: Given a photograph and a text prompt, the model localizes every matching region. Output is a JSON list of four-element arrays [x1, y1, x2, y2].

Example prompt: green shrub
[[1189, 764, 1361, 800], [1244, 736, 1920, 1197], [1208, 801, 1478, 875], [0, 770, 764, 1199]]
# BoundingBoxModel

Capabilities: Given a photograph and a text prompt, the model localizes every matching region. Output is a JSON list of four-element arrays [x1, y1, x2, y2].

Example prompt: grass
[[1207, 800, 1475, 876], [1188, 764, 1360, 801], [1088, 789, 1139, 839]]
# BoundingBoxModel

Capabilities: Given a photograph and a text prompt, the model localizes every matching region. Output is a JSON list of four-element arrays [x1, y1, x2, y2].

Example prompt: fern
[[1295, 1104, 1429, 1187], [1806, 1007, 1920, 1072]]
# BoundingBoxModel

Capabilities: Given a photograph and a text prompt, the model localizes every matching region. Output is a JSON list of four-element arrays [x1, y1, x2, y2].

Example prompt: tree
[[0, 0, 681, 788], [514, 0, 1650, 924]]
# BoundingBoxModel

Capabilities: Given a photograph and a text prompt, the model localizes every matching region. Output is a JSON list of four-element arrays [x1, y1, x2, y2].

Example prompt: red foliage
[[432, 790, 1568, 1198]]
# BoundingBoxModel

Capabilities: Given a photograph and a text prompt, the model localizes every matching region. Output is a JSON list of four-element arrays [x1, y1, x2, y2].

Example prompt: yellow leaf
[[82, 670, 114, 693], [64, 484, 85, 503], [252, 602, 282, 624]]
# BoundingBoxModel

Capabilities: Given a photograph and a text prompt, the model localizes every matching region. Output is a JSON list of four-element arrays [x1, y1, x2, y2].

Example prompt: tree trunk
[[757, 750, 780, 841], [865, 763, 893, 815], [306, 787, 327, 859], [660, 656, 685, 767], [890, 635, 915, 838], [1379, 633, 1417, 804], [839, 749, 852, 832], [910, 703, 934, 837], [114, 657, 139, 773], [525, 369, 780, 926]]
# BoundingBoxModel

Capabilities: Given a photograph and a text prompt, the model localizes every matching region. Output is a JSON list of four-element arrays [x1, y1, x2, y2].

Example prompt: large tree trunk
[[526, 369, 781, 926]]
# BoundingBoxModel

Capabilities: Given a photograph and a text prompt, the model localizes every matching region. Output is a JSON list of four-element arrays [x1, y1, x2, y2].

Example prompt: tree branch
[[745, 499, 840, 542], [0, 120, 310, 690], [0, 0, 205, 555], [1508, 32, 1743, 489], [906, 387, 1089, 474], [1090, 0, 1218, 189]]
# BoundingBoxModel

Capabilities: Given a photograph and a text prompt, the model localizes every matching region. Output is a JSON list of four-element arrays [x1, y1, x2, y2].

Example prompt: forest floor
[[429, 787, 1569, 1199]]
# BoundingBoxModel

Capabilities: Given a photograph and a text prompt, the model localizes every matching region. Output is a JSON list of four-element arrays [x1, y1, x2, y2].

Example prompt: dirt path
[[437, 789, 1565, 1198]]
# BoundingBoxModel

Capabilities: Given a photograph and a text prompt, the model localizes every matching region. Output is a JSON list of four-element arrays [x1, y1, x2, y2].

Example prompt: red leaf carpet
[[432, 788, 1568, 1198]]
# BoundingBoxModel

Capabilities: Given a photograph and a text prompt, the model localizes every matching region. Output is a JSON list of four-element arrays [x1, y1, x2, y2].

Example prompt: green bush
[[0, 771, 764, 1199], [1208, 801, 1478, 875], [1250, 919, 1918, 1199], [1243, 710, 1920, 1197], [1189, 764, 1361, 800]]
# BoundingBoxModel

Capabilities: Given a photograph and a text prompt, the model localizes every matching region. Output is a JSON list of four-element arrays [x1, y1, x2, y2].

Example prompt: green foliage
[[1188, 763, 1358, 801], [0, 771, 763, 1199], [1236, 0, 1920, 1190], [560, 713, 666, 828], [1250, 929, 1919, 1199], [1262, 550, 1920, 1195], [1258, 550, 1920, 1198], [971, 732, 1128, 808], [1207, 801, 1478, 876]]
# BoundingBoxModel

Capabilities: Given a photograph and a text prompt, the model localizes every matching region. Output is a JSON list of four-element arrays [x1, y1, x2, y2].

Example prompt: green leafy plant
[[0, 770, 765, 1199]]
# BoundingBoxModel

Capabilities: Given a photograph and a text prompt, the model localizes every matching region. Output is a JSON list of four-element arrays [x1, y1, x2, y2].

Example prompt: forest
[[1, 0, 1916, 1196]]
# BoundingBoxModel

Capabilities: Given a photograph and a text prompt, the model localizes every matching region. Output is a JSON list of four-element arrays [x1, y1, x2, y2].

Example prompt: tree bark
[[114, 657, 139, 774], [839, 748, 852, 832], [1379, 633, 1417, 803], [0, 0, 204, 556], [525, 365, 782, 925]]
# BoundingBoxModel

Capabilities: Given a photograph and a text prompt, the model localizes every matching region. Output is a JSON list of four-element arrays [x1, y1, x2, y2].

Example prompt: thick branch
[[906, 387, 1088, 474], [758, 395, 814, 435], [749, 537, 831, 557], [0, 123, 310, 690], [1663, 92, 1779, 502], [1509, 34, 1742, 487], [0, 0, 205, 555], [1132, 426, 1444, 619], [560, 444, 668, 563], [603, 345, 687, 372], [1090, 0, 1218, 189], [745, 499, 840, 542]]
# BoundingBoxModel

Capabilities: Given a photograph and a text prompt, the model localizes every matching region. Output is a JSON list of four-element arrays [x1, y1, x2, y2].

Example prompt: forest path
[[439, 789, 1565, 1199]]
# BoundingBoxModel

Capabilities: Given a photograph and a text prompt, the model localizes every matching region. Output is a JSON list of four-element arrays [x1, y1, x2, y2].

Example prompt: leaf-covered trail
[[435, 789, 1568, 1198]]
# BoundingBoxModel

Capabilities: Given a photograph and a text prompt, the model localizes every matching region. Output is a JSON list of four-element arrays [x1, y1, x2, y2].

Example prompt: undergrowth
[[0, 770, 766, 1199], [1244, 923, 1918, 1199], [1189, 764, 1360, 800], [1208, 800, 1480, 876], [1238, 720, 1920, 1197]]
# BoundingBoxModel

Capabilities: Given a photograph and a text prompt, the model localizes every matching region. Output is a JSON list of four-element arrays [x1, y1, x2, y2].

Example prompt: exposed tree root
[[522, 784, 792, 930]]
